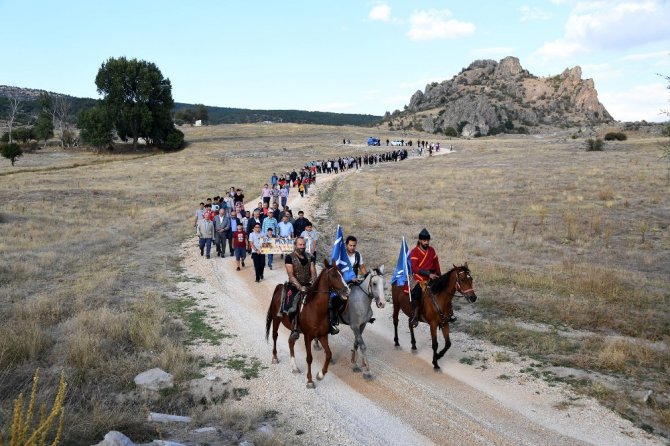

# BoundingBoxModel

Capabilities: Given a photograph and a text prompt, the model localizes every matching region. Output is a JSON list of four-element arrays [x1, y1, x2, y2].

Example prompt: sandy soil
[[179, 154, 665, 446]]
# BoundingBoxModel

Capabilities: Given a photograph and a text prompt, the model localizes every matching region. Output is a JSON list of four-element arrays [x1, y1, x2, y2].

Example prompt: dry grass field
[[0, 123, 668, 443], [318, 134, 670, 437]]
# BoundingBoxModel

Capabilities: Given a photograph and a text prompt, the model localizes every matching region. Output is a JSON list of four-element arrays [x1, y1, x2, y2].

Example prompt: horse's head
[[453, 263, 477, 303], [370, 265, 386, 308], [323, 258, 350, 300]]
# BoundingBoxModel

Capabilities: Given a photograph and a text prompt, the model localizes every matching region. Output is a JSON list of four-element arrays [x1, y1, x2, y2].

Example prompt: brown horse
[[265, 259, 350, 388], [392, 264, 477, 369]]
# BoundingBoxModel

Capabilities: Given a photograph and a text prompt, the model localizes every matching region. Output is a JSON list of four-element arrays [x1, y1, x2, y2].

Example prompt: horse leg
[[305, 335, 315, 388], [409, 324, 417, 351], [358, 325, 372, 379], [435, 324, 452, 360], [429, 323, 441, 369], [351, 331, 361, 373], [271, 314, 279, 364], [393, 296, 400, 347], [316, 335, 333, 381], [289, 332, 301, 374]]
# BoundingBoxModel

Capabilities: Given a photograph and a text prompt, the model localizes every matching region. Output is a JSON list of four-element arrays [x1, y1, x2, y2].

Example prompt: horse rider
[[408, 228, 454, 328], [324, 235, 370, 334], [284, 236, 318, 339]]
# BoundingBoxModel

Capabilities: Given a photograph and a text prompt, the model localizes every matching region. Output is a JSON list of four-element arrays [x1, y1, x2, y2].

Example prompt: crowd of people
[[193, 145, 422, 330]]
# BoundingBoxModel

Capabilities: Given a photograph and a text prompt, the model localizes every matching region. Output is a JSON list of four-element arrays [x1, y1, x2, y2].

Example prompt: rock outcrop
[[394, 56, 613, 136]]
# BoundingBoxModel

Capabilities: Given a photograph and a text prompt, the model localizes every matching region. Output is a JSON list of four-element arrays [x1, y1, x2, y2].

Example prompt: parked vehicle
[[367, 137, 381, 146], [390, 140, 403, 146]]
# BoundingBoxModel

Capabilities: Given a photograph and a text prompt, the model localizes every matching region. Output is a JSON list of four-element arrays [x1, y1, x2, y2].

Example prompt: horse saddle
[[279, 283, 302, 316]]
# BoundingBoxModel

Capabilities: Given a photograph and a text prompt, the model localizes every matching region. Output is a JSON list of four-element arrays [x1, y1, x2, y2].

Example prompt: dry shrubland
[[1, 125, 668, 441]]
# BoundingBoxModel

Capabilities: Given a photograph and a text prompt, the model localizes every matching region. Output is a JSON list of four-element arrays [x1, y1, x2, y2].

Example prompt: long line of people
[[193, 147, 413, 280]]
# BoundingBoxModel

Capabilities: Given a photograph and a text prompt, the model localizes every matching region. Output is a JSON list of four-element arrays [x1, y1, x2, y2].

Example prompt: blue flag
[[391, 237, 412, 286], [330, 225, 356, 282]]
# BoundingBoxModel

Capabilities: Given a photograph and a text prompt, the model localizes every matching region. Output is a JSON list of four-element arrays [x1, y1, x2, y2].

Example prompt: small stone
[[257, 424, 274, 436], [193, 427, 217, 434], [295, 429, 305, 435], [93, 431, 136, 446], [152, 441, 187, 446], [148, 412, 192, 423], [134, 368, 174, 391], [206, 374, 218, 381]]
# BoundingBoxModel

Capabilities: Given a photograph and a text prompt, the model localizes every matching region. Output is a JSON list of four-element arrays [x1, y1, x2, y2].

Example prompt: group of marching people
[[193, 144, 448, 335]]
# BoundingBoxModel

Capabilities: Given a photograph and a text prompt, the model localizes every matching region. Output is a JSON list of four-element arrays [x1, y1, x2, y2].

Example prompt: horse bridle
[[454, 269, 474, 296], [313, 266, 349, 297], [353, 270, 382, 303]]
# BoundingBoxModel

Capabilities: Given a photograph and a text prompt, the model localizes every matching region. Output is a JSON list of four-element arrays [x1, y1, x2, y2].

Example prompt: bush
[[585, 138, 604, 151], [162, 127, 184, 150], [604, 132, 627, 141], [1, 143, 23, 166], [444, 127, 458, 137]]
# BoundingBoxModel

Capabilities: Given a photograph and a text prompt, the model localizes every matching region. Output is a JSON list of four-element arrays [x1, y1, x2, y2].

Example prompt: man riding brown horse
[[283, 236, 317, 339], [408, 228, 456, 328]]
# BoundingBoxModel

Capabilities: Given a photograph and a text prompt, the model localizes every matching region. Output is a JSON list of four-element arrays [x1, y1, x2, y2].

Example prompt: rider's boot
[[409, 300, 420, 329], [328, 299, 340, 335], [290, 313, 300, 340]]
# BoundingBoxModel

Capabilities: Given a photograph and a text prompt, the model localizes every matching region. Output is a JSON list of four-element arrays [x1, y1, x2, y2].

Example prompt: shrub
[[444, 127, 458, 137], [162, 128, 184, 151], [1, 143, 23, 166], [585, 138, 604, 151], [604, 132, 627, 141]]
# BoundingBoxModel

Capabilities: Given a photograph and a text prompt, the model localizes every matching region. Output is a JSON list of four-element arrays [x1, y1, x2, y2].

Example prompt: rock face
[[397, 56, 613, 136]]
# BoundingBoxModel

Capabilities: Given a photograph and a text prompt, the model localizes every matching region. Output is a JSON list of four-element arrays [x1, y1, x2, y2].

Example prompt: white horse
[[340, 266, 386, 379]]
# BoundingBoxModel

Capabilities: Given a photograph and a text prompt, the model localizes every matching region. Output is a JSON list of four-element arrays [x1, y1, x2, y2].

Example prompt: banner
[[260, 237, 295, 254]]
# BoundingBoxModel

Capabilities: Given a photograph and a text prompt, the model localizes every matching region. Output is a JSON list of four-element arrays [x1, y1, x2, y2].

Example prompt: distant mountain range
[[385, 56, 614, 136], [0, 85, 382, 127]]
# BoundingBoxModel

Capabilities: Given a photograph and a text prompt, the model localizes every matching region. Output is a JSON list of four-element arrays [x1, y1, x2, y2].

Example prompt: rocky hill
[[385, 56, 613, 137]]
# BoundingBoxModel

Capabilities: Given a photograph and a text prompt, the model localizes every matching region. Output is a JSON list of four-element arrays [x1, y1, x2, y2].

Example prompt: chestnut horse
[[265, 259, 350, 388], [392, 264, 477, 369]]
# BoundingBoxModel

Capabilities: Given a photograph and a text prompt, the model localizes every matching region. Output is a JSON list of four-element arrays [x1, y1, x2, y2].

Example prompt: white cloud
[[406, 9, 475, 41], [520, 5, 549, 22], [471, 47, 517, 58], [369, 3, 391, 22], [533, 1, 670, 60], [599, 82, 669, 122]]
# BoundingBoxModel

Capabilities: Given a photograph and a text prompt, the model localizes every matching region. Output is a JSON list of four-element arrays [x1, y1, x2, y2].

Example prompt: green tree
[[1, 143, 23, 166], [193, 103, 208, 123], [94, 57, 174, 149], [444, 126, 458, 137], [34, 111, 54, 142], [77, 105, 114, 150], [174, 108, 195, 125]]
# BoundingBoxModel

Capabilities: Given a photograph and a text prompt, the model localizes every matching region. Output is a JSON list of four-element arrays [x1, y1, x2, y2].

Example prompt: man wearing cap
[[408, 228, 449, 328]]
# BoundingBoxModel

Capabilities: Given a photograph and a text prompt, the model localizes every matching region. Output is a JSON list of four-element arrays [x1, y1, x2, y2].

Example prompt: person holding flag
[[408, 228, 452, 328], [329, 226, 356, 334]]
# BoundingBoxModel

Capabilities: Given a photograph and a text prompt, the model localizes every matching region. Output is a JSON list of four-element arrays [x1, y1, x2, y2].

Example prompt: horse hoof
[[317, 371, 324, 380], [352, 365, 362, 373], [313, 343, 322, 351], [433, 365, 441, 371], [411, 345, 417, 351], [306, 382, 315, 389], [292, 368, 301, 374], [363, 372, 373, 380], [271, 358, 279, 364], [394, 342, 400, 347]]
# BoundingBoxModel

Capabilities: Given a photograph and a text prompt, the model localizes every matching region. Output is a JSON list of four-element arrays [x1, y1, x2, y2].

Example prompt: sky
[[1, 0, 669, 122]]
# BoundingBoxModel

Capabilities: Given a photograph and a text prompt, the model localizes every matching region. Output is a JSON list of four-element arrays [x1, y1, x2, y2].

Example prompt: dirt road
[[181, 157, 663, 445]]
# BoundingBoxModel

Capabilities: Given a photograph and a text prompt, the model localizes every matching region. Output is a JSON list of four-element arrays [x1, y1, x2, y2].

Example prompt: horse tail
[[265, 284, 282, 342]]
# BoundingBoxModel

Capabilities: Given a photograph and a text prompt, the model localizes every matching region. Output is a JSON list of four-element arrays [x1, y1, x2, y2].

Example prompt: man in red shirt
[[408, 228, 442, 328], [233, 225, 248, 271]]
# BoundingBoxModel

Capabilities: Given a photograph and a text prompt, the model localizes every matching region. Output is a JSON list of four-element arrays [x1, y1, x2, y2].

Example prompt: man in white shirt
[[345, 235, 367, 281]]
